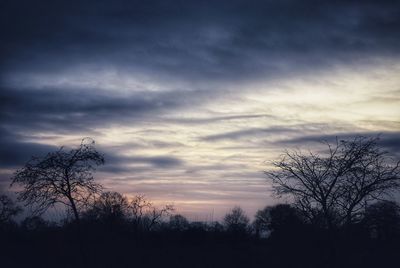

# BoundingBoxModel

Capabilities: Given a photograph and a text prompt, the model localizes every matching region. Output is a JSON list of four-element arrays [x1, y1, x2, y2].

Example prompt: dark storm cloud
[[0, 80, 230, 168], [378, 134, 400, 152], [0, 122, 184, 170], [276, 131, 400, 154], [108, 155, 184, 168], [199, 123, 351, 142], [0, 86, 209, 133], [201, 127, 297, 141], [1, 0, 399, 142], [101, 151, 185, 174], [1, 0, 400, 82], [164, 114, 275, 125], [0, 128, 57, 168]]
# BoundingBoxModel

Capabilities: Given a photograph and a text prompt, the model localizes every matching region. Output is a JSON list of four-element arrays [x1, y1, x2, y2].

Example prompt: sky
[[1, 0, 400, 220]]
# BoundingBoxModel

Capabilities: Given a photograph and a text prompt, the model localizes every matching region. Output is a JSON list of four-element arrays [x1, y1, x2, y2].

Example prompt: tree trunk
[[67, 195, 80, 223]]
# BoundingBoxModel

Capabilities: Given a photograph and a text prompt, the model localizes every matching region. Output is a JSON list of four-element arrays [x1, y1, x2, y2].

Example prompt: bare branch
[[265, 135, 400, 229]]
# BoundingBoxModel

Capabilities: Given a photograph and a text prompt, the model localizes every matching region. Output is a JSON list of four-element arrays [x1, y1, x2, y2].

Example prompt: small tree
[[169, 214, 190, 231], [129, 194, 174, 231], [85, 191, 129, 224], [254, 206, 271, 235], [0, 194, 21, 225], [254, 204, 303, 236], [363, 201, 400, 240], [223, 206, 250, 234], [11, 138, 104, 222], [266, 136, 400, 229], [146, 204, 174, 230]]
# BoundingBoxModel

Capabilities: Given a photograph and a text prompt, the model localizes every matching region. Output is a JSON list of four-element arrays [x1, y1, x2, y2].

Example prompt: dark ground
[[1, 223, 399, 268]]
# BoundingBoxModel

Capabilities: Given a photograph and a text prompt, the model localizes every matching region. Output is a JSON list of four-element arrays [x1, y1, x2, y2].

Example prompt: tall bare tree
[[266, 136, 400, 229], [11, 138, 104, 222]]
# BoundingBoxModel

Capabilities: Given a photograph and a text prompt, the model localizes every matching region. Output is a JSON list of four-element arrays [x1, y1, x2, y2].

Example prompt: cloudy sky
[[1, 0, 399, 220]]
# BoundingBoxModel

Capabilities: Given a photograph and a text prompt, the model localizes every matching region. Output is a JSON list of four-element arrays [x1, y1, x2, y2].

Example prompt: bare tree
[[147, 203, 174, 230], [253, 206, 271, 236], [129, 194, 174, 231], [11, 138, 104, 222], [169, 214, 190, 231], [223, 206, 250, 233], [130, 194, 152, 224], [85, 191, 129, 223], [265, 136, 400, 229]]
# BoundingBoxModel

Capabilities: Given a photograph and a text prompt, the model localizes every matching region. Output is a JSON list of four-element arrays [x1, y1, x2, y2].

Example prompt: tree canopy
[[11, 138, 104, 221], [266, 136, 400, 229]]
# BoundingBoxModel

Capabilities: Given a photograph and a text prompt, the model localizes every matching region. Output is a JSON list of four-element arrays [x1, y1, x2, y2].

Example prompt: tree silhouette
[[85, 191, 129, 225], [268, 204, 303, 232], [130, 194, 152, 223], [11, 138, 104, 222], [266, 136, 400, 229], [254, 204, 302, 236], [223, 206, 250, 234], [363, 200, 400, 240], [129, 194, 174, 231], [21, 216, 49, 231], [253, 206, 270, 236], [169, 214, 190, 231], [0, 194, 21, 225], [145, 203, 174, 231]]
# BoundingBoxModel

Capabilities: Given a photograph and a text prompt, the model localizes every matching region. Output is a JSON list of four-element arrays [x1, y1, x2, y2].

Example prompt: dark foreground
[[1, 223, 399, 268]]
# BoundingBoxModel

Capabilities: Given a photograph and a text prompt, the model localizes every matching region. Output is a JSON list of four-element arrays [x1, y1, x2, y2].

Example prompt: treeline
[[2, 190, 400, 241], [1, 191, 400, 268], [1, 136, 400, 267]]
